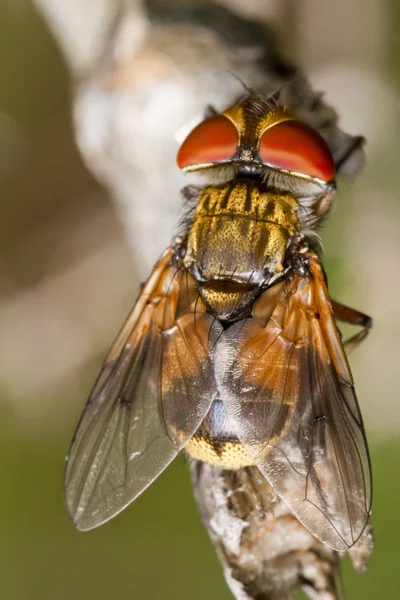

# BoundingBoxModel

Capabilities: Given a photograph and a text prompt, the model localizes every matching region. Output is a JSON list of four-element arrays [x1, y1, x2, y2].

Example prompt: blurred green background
[[1, 2, 400, 599]]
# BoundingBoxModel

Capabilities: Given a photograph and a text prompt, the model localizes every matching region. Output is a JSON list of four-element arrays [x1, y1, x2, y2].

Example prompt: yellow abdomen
[[185, 399, 255, 468]]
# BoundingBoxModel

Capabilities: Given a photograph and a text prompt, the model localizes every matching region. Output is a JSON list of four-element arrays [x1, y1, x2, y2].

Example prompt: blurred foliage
[[0, 2, 103, 286], [0, 2, 399, 599]]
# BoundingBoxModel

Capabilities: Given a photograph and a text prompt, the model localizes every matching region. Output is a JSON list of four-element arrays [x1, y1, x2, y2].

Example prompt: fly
[[64, 91, 372, 554]]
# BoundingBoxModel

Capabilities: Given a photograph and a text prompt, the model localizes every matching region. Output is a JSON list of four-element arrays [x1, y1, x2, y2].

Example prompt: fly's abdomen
[[184, 180, 299, 320], [185, 398, 255, 468]]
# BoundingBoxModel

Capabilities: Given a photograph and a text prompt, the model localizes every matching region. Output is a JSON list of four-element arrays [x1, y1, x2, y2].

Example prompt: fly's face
[[177, 97, 335, 214]]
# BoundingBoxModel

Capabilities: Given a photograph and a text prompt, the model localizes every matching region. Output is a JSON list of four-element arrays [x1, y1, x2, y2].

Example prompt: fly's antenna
[[225, 70, 253, 97], [268, 72, 303, 108], [268, 86, 283, 106]]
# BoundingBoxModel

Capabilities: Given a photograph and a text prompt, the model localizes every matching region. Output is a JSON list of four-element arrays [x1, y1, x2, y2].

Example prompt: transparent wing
[[65, 244, 216, 531], [216, 255, 372, 551]]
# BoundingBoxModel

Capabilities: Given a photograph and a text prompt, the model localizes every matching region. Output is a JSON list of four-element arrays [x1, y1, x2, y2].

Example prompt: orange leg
[[331, 299, 372, 354]]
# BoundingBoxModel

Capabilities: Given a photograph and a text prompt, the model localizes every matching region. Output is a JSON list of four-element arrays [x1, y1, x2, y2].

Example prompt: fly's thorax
[[183, 180, 299, 320]]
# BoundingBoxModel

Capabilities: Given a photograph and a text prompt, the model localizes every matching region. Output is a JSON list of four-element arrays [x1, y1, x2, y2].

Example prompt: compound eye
[[177, 114, 239, 169], [259, 120, 335, 181]]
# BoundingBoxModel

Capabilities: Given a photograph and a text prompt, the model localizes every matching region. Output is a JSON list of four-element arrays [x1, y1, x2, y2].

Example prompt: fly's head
[[177, 93, 337, 225]]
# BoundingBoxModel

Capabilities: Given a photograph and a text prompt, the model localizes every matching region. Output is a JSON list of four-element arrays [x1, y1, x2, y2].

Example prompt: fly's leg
[[331, 300, 372, 354], [335, 135, 365, 175]]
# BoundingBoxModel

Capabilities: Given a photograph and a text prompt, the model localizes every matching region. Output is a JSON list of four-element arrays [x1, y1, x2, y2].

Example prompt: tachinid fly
[[64, 91, 372, 553]]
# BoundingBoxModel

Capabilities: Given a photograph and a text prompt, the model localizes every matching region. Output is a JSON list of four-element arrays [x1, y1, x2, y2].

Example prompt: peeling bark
[[192, 463, 373, 600]]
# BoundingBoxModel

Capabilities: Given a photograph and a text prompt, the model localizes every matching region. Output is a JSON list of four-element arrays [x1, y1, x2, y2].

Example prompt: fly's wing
[[65, 243, 216, 531], [216, 255, 372, 551]]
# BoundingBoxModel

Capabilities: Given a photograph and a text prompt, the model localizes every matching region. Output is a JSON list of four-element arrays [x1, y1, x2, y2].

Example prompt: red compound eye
[[259, 120, 335, 181], [177, 114, 239, 169]]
